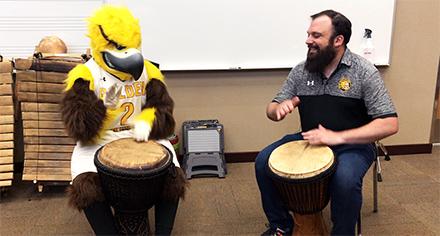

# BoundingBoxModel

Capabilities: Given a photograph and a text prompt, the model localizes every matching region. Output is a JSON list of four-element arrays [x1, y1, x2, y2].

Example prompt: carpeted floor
[[1, 147, 439, 235]]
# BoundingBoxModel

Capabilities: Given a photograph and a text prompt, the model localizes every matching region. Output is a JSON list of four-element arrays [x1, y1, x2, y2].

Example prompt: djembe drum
[[94, 138, 173, 235], [267, 140, 336, 235]]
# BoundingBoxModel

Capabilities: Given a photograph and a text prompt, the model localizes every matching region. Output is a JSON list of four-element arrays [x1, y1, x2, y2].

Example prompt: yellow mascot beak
[[102, 48, 144, 81]]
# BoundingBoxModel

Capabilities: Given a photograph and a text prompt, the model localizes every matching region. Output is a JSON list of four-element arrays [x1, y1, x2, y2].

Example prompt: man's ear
[[333, 35, 344, 48]]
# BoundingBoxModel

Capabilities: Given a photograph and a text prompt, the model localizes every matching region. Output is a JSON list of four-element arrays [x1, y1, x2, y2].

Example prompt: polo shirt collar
[[340, 48, 353, 67]]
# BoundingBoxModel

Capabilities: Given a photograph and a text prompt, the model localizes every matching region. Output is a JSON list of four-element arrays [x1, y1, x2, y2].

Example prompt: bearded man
[[255, 10, 398, 236]]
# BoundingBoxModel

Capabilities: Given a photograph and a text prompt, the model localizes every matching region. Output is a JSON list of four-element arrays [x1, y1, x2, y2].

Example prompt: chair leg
[[377, 141, 391, 161], [373, 160, 378, 213]]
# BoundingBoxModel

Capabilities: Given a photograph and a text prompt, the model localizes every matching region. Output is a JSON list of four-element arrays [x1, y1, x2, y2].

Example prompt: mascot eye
[[111, 42, 126, 51], [98, 25, 126, 50]]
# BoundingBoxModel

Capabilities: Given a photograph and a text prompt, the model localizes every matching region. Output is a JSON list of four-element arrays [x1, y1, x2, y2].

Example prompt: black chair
[[357, 141, 391, 235]]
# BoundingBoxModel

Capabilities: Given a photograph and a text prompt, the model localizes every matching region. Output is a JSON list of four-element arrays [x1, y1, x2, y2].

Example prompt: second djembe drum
[[268, 140, 336, 235], [94, 138, 173, 235]]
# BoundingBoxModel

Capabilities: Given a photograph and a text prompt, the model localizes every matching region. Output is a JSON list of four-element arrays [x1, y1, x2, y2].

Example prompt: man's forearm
[[338, 117, 399, 144]]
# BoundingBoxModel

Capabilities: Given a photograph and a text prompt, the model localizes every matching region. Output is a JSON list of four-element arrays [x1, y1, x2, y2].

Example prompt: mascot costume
[[61, 5, 186, 235]]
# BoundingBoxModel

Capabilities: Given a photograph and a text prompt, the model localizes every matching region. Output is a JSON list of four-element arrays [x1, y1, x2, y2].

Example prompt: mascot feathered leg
[[67, 172, 118, 235], [61, 5, 187, 235]]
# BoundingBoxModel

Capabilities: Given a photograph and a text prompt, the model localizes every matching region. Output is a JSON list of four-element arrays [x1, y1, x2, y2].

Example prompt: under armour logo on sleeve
[[307, 80, 315, 86]]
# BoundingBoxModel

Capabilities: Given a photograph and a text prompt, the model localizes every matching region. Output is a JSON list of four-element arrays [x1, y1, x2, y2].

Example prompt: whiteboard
[[108, 0, 396, 70], [0, 0, 102, 58], [0, 0, 395, 70]]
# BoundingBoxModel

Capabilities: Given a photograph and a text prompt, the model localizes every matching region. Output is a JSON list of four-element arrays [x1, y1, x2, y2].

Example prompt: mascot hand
[[104, 83, 123, 109], [133, 121, 151, 142]]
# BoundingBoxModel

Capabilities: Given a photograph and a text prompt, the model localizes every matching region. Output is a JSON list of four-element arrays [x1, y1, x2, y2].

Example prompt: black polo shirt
[[273, 49, 397, 132]]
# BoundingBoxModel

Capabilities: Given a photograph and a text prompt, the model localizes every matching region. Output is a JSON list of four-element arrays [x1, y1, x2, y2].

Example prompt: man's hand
[[302, 124, 345, 146], [103, 84, 123, 109], [268, 96, 300, 121]]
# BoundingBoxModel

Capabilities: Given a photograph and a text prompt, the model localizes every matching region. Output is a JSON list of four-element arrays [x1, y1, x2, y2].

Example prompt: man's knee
[[331, 169, 362, 197]]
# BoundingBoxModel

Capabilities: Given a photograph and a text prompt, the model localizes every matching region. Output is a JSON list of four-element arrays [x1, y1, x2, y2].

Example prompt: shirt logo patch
[[338, 77, 352, 92], [307, 80, 315, 86]]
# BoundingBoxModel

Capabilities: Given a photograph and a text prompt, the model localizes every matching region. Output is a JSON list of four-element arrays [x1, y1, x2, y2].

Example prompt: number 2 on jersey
[[120, 102, 134, 126]]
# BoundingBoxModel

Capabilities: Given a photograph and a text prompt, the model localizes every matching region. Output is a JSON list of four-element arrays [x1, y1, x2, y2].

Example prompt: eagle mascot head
[[87, 5, 143, 81]]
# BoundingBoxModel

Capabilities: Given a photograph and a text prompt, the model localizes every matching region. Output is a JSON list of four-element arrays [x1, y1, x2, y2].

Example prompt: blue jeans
[[255, 133, 376, 235]]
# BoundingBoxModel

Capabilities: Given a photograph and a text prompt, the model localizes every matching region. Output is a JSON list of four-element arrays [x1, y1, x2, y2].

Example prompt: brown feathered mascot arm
[[61, 64, 120, 144], [132, 60, 176, 141]]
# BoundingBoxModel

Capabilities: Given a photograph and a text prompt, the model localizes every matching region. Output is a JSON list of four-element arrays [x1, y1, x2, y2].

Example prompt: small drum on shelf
[[94, 138, 173, 235], [268, 140, 336, 235]]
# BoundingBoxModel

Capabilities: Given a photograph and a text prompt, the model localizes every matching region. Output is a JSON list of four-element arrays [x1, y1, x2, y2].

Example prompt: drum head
[[268, 140, 334, 179], [98, 138, 170, 170]]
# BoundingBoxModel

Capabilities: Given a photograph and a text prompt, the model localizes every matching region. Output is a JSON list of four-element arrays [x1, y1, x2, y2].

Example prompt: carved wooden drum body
[[268, 140, 336, 235], [95, 138, 173, 235]]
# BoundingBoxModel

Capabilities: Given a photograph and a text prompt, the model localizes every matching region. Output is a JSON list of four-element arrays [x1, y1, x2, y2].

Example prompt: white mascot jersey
[[70, 59, 179, 180]]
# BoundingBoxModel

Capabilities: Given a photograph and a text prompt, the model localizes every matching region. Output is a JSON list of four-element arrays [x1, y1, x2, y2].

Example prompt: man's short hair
[[311, 10, 352, 45]]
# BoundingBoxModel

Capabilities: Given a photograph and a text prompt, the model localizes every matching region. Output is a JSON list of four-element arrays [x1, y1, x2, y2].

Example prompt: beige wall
[[379, 0, 440, 145], [165, 0, 440, 153]]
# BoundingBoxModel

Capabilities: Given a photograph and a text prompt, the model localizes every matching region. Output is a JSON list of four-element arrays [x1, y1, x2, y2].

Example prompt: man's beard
[[305, 44, 337, 73]]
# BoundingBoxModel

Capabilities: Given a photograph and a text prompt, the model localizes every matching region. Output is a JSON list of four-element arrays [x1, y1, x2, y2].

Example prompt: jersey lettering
[[99, 81, 146, 100], [124, 84, 135, 98]]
